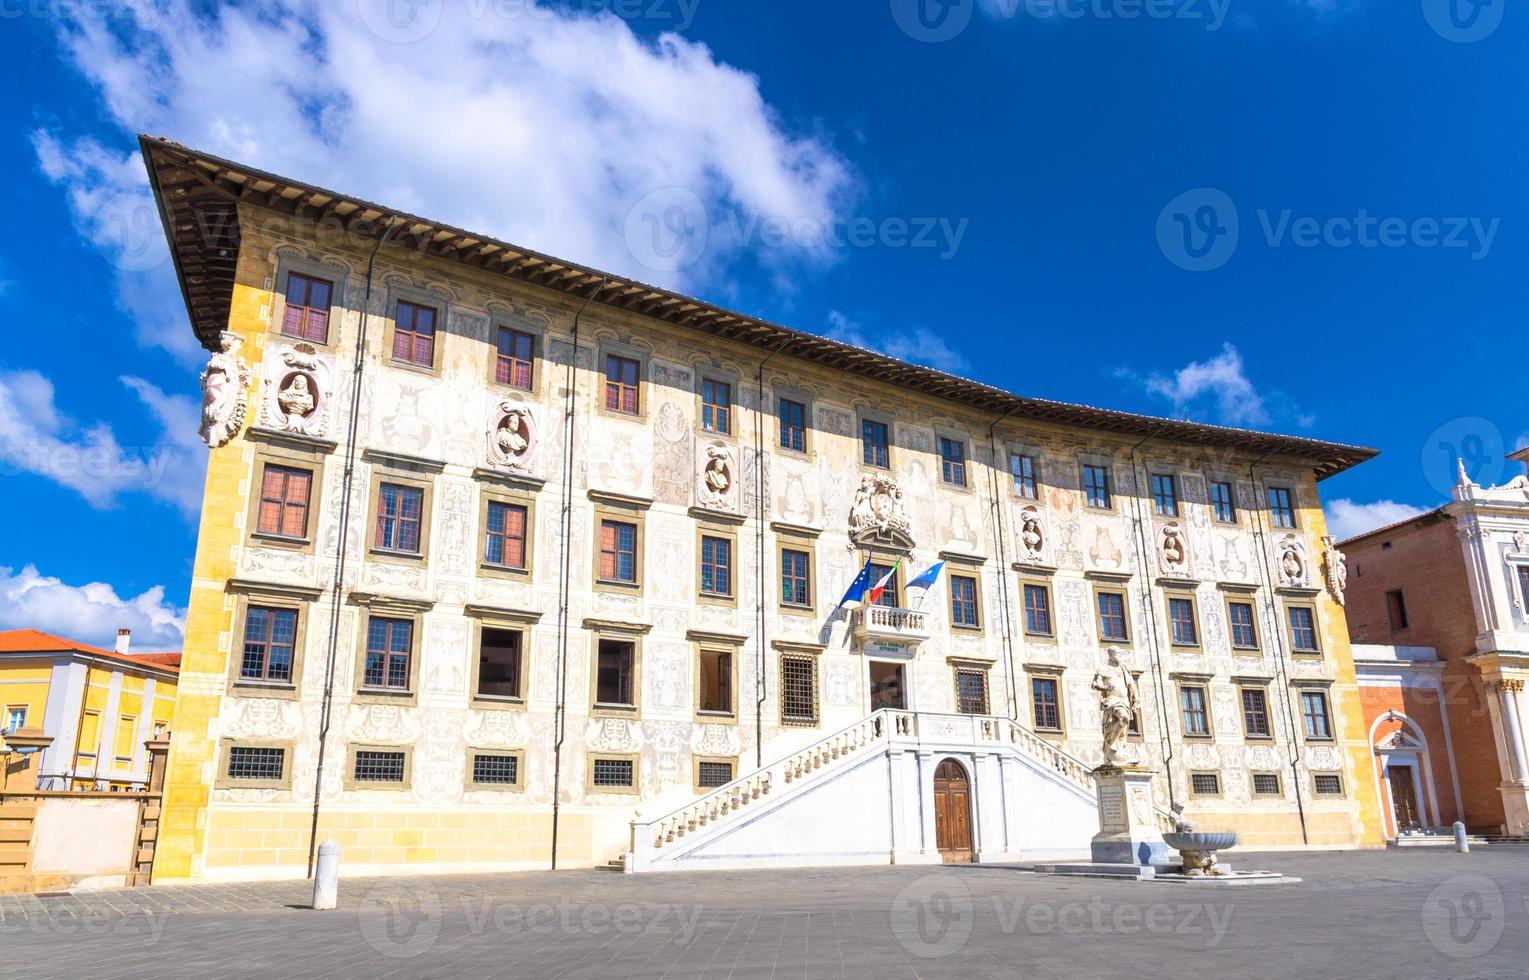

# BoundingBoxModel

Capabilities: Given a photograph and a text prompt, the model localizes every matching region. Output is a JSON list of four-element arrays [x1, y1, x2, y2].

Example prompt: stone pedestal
[[1090, 766, 1170, 867]]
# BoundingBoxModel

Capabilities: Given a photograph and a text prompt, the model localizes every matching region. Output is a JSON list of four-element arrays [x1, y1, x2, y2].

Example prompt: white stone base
[[1089, 766, 1170, 867]]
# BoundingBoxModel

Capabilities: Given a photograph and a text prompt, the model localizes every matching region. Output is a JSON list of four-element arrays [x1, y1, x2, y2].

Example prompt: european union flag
[[836, 560, 875, 610], [906, 561, 945, 592]]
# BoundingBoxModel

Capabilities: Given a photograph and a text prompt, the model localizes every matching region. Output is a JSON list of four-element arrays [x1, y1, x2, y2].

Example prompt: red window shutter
[[599, 522, 616, 579], [505, 506, 526, 567], [282, 470, 311, 538]]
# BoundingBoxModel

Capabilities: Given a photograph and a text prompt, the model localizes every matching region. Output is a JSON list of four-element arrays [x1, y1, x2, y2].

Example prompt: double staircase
[[626, 709, 1103, 873]]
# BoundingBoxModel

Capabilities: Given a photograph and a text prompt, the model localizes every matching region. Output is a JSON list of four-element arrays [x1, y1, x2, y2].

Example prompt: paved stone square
[[3, 847, 1527, 979]]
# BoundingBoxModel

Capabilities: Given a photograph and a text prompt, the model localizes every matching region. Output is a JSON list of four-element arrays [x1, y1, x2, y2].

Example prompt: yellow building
[[0, 629, 178, 792], [142, 136, 1386, 882]]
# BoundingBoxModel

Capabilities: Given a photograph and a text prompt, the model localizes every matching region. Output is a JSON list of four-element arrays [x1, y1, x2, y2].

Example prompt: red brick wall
[[1358, 683, 1459, 833], [1346, 516, 1507, 831]]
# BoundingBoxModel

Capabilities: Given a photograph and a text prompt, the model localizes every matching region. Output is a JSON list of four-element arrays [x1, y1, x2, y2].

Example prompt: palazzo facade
[[143, 137, 1384, 882]]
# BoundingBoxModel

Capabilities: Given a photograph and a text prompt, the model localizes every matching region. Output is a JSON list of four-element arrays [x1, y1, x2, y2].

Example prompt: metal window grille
[[697, 761, 733, 788], [1190, 772, 1221, 796], [1313, 774, 1344, 796], [1252, 773, 1282, 796], [227, 746, 285, 781], [353, 750, 406, 783], [472, 753, 519, 785], [780, 655, 818, 725], [592, 757, 635, 788], [955, 669, 989, 715]]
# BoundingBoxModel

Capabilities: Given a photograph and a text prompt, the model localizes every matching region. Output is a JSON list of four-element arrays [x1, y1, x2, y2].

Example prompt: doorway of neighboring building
[[1387, 765, 1423, 834], [934, 759, 974, 863]]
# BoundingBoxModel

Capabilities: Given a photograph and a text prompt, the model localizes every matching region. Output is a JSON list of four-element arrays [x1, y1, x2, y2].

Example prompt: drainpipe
[[307, 218, 399, 877], [1126, 426, 1176, 811], [985, 408, 1020, 719], [550, 277, 605, 870], [754, 340, 790, 767], [1246, 451, 1311, 845], [67, 662, 96, 790]]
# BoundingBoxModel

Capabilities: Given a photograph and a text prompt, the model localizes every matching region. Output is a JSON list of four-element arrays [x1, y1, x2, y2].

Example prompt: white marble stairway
[[626, 710, 1104, 873]]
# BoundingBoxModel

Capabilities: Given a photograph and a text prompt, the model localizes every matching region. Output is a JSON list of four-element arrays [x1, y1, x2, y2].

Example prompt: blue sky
[[1, 0, 1523, 650]]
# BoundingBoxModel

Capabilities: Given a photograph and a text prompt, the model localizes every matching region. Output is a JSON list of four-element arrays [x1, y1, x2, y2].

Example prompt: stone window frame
[[690, 630, 744, 724], [465, 748, 527, 792], [1020, 578, 1056, 641], [934, 427, 973, 491], [269, 252, 349, 351], [693, 755, 738, 793], [1163, 588, 1204, 653], [951, 660, 992, 715], [942, 552, 986, 634], [343, 742, 414, 793], [1282, 598, 1324, 658], [1204, 469, 1243, 528], [779, 650, 822, 728], [586, 752, 641, 796], [1251, 771, 1284, 798], [380, 283, 451, 376], [596, 339, 653, 422], [1146, 464, 1182, 519], [214, 738, 294, 791], [773, 383, 814, 459], [1076, 452, 1117, 513], [477, 483, 537, 582], [1188, 770, 1223, 799], [856, 407, 896, 472], [695, 520, 740, 608], [695, 364, 741, 440], [1311, 771, 1346, 797], [363, 452, 440, 565], [774, 527, 818, 616], [1026, 667, 1066, 736], [1006, 441, 1043, 501], [1175, 679, 1214, 740], [1091, 583, 1133, 647], [1295, 683, 1337, 743], [590, 492, 650, 595], [225, 581, 322, 701], [1237, 683, 1275, 741], [1221, 589, 1263, 655], [246, 440, 329, 556], [466, 606, 540, 709], [486, 313, 547, 400], [351, 600, 429, 708], [1264, 481, 1301, 530], [588, 624, 646, 720]]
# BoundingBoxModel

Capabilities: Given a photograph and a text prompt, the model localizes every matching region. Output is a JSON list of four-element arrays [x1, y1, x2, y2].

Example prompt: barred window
[[592, 757, 635, 788], [1241, 688, 1271, 738], [1031, 677, 1061, 732], [281, 272, 332, 343], [227, 746, 285, 781], [1228, 601, 1259, 649], [955, 669, 989, 715], [1096, 591, 1128, 643], [241, 605, 297, 683], [780, 654, 819, 726], [256, 464, 312, 539], [353, 750, 407, 784], [495, 327, 534, 390], [697, 760, 733, 789], [1252, 773, 1282, 796], [781, 549, 811, 607], [950, 575, 979, 628], [1313, 773, 1345, 796], [778, 398, 807, 453], [392, 300, 436, 367], [472, 753, 519, 786], [1190, 772, 1221, 796]]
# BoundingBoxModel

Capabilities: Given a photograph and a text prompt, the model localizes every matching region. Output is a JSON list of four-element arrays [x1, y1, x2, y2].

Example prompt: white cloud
[[1140, 343, 1270, 427], [0, 370, 204, 517], [0, 564, 184, 652], [822, 310, 970, 374], [1324, 498, 1429, 542], [35, 1, 855, 363]]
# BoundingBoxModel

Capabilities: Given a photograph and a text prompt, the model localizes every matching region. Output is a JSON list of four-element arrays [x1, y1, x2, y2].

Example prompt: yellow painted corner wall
[[0, 662, 52, 733], [156, 271, 269, 880], [1300, 488, 1386, 848]]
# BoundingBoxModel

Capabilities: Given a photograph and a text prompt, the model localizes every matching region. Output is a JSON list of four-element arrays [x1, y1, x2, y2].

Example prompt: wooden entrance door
[[1387, 765, 1422, 833], [933, 759, 974, 863]]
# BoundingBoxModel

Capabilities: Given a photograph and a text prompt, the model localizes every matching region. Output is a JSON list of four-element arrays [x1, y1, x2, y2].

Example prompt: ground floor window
[[781, 654, 819, 725], [1031, 676, 1062, 732], [954, 669, 989, 715]]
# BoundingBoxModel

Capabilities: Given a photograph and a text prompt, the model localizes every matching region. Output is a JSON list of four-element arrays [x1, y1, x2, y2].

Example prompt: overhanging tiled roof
[[140, 135, 1378, 480]]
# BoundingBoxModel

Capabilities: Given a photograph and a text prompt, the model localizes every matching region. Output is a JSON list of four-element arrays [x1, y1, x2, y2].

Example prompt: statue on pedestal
[[1091, 646, 1139, 767]]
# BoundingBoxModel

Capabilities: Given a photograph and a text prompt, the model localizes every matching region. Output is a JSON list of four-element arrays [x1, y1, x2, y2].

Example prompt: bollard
[[313, 840, 340, 910], [1454, 821, 1470, 854]]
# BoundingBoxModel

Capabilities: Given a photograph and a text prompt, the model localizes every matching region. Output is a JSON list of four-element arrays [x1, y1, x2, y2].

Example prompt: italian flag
[[865, 557, 902, 607]]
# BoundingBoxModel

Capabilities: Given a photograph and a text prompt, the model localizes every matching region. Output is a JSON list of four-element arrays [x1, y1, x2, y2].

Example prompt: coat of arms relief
[[848, 475, 913, 549]]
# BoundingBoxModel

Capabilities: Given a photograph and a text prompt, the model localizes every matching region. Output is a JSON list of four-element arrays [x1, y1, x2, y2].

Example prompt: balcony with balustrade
[[853, 605, 930, 645]]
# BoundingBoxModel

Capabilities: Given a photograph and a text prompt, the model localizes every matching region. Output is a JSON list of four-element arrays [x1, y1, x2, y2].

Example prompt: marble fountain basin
[[1163, 831, 1239, 853]]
